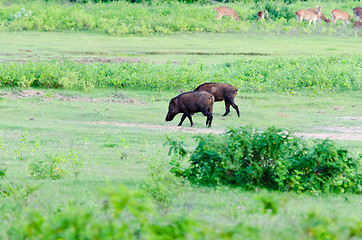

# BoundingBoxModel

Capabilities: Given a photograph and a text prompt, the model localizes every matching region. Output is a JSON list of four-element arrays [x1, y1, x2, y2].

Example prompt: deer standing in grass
[[353, 7, 362, 20], [211, 6, 240, 21], [331, 9, 351, 24], [295, 6, 323, 25], [307, 7, 330, 23], [355, 21, 362, 37], [257, 11, 265, 21]]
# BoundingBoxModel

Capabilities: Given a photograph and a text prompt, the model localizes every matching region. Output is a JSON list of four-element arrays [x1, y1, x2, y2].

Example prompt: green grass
[[0, 6, 361, 235], [0, 88, 361, 238], [1, 32, 361, 63]]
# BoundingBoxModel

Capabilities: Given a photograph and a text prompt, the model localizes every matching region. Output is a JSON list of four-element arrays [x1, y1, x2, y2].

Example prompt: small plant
[[69, 150, 83, 178], [141, 164, 186, 214], [9, 8, 33, 21], [117, 138, 130, 160], [0, 168, 9, 197], [14, 132, 30, 161], [0, 136, 4, 150], [255, 192, 280, 215], [28, 154, 66, 180]]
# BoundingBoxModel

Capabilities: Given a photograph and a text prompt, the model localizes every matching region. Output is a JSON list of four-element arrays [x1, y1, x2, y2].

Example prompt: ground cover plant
[[0, 0, 360, 36]]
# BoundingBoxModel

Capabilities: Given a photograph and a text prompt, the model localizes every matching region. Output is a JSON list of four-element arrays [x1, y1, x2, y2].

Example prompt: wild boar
[[194, 82, 240, 117], [165, 91, 215, 127]]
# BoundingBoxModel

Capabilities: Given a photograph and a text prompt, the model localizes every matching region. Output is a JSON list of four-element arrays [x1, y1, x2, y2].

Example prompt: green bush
[[28, 154, 66, 180], [168, 126, 362, 193]]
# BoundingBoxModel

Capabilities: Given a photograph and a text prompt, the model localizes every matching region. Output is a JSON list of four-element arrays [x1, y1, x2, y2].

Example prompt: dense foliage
[[168, 127, 362, 193], [0, 1, 359, 35], [0, 56, 361, 92]]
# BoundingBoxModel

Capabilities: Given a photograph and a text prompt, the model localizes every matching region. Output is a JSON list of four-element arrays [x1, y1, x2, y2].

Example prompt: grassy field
[[0, 86, 361, 238], [0, 28, 361, 239], [1, 32, 361, 63]]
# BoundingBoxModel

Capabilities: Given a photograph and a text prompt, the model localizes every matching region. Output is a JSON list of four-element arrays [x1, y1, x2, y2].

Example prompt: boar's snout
[[165, 112, 174, 122]]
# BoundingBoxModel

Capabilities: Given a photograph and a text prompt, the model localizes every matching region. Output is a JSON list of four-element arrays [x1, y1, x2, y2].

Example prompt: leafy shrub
[[28, 154, 66, 180], [168, 126, 362, 193], [8, 8, 32, 21], [264, 2, 295, 21]]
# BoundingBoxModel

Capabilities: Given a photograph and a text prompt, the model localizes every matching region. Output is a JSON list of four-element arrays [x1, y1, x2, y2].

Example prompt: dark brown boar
[[194, 82, 240, 117], [165, 91, 214, 127]]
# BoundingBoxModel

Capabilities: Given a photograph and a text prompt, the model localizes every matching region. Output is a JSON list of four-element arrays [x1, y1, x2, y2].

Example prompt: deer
[[355, 21, 362, 37], [353, 7, 362, 20], [211, 6, 240, 21], [307, 7, 330, 23], [257, 11, 265, 21], [295, 6, 323, 25], [331, 9, 351, 25]]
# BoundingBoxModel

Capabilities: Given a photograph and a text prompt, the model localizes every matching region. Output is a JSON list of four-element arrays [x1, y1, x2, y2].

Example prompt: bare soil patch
[[84, 121, 362, 141], [0, 90, 144, 104], [85, 121, 224, 134]]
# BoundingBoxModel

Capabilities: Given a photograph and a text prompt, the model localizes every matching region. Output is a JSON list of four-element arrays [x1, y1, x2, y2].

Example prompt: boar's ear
[[169, 98, 177, 106]]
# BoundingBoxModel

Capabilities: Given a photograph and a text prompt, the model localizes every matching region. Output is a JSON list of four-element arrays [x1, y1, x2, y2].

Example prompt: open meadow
[[1, 0, 362, 239]]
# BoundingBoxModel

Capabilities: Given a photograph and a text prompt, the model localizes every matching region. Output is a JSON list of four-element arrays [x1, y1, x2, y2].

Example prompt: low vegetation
[[0, 0, 359, 36], [0, 55, 361, 92]]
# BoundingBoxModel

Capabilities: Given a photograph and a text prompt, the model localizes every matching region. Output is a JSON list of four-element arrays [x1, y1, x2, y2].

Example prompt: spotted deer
[[307, 7, 330, 23], [355, 21, 362, 37], [257, 11, 265, 20], [295, 6, 322, 25], [211, 6, 240, 21], [331, 9, 351, 24], [353, 7, 362, 20]]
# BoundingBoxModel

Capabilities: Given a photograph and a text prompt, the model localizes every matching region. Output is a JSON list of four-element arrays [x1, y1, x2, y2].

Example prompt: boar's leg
[[231, 101, 240, 117], [178, 114, 187, 126], [187, 115, 194, 127], [224, 95, 240, 117], [178, 113, 194, 127], [201, 109, 213, 127], [223, 101, 231, 116]]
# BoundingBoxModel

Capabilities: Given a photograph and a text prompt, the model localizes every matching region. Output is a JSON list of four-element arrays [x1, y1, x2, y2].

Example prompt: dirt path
[[85, 121, 362, 141]]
